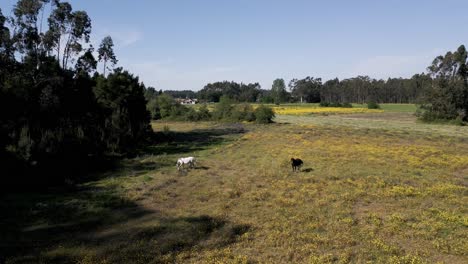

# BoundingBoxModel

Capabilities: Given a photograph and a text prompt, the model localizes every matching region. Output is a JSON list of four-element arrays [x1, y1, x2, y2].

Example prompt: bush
[[169, 104, 188, 119], [212, 96, 233, 120], [198, 104, 211, 120], [319, 102, 330, 107], [156, 93, 176, 118], [231, 103, 256, 122], [320, 101, 352, 108], [184, 107, 200, 121], [254, 105, 275, 124], [419, 109, 466, 126], [342, 102, 353, 108], [260, 95, 274, 104], [147, 98, 161, 119], [367, 101, 381, 109]]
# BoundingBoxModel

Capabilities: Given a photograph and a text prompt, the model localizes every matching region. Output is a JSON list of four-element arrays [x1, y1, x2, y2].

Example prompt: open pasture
[[1, 113, 467, 263], [190, 103, 415, 115], [271, 105, 384, 115]]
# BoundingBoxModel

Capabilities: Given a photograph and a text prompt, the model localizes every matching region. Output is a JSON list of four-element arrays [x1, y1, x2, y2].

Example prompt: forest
[[0, 1, 150, 187]]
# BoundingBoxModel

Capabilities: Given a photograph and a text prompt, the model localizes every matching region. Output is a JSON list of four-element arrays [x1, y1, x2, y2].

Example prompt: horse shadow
[[301, 167, 314, 173]]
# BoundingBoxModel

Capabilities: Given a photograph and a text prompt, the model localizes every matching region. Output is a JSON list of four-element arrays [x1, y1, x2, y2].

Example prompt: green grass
[[256, 103, 417, 113], [1, 115, 467, 263]]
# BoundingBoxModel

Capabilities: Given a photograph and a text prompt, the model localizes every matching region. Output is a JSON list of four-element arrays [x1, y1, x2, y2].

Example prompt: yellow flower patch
[[273, 106, 384, 115]]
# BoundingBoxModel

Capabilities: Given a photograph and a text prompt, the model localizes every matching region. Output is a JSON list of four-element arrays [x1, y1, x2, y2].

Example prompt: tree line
[[190, 75, 430, 105], [0, 0, 150, 187], [177, 45, 467, 122]]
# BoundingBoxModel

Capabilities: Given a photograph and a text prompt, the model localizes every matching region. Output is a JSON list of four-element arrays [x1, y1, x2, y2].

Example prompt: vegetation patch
[[4, 114, 467, 263], [273, 105, 384, 115]]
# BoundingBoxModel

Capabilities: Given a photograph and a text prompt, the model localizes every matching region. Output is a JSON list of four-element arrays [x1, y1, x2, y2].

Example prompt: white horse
[[176, 157, 196, 171]]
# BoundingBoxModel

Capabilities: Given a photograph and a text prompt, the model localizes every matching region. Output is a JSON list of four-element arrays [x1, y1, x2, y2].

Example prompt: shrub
[[419, 109, 466, 126], [231, 103, 256, 122], [169, 104, 188, 119], [367, 101, 381, 109], [147, 98, 161, 119], [198, 104, 211, 120], [260, 95, 274, 104], [342, 102, 353, 108], [254, 105, 275, 124], [320, 102, 352, 108], [184, 107, 200, 121], [319, 102, 330, 107], [212, 96, 233, 120]]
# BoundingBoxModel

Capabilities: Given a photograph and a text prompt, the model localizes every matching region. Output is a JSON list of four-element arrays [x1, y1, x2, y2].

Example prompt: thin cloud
[[92, 27, 143, 49], [120, 60, 244, 90], [344, 51, 440, 79], [113, 30, 143, 48]]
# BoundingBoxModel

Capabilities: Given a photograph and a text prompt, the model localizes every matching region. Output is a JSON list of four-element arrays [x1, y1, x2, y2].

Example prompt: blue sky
[[1, 0, 468, 90]]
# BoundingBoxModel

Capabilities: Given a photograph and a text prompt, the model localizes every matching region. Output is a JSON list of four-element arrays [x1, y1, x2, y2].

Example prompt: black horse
[[291, 158, 303, 172]]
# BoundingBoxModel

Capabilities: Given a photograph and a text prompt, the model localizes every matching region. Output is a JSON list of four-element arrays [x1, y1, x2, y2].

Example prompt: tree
[[75, 46, 97, 75], [155, 93, 176, 119], [212, 95, 233, 120], [422, 45, 468, 121], [289, 77, 322, 103], [163, 90, 196, 99], [98, 36, 117, 76], [10, 0, 44, 58], [94, 68, 150, 152], [0, 8, 13, 60], [0, 1, 151, 187], [197, 81, 261, 102], [271, 78, 288, 104]]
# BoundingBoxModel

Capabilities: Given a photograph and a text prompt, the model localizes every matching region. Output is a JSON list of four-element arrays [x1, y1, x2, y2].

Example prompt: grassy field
[[191, 103, 417, 114], [1, 111, 467, 263]]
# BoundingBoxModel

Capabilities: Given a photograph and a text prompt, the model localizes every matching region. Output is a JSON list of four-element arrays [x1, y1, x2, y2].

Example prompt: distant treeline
[[159, 46, 468, 122], [163, 90, 197, 99], [0, 1, 150, 186], [176, 75, 429, 104]]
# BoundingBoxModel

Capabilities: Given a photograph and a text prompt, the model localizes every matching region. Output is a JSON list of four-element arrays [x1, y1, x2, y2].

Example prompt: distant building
[[176, 98, 198, 105]]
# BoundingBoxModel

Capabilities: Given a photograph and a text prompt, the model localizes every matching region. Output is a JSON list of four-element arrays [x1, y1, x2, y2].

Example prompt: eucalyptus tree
[[0, 8, 13, 59], [98, 36, 117, 76], [1, 0, 151, 186], [271, 78, 288, 104], [423, 45, 468, 121], [289, 77, 322, 103], [11, 0, 43, 54], [44, 0, 91, 69], [75, 46, 97, 75]]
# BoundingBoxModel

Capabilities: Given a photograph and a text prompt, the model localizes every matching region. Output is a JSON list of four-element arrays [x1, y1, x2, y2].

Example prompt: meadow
[[1, 105, 467, 263], [191, 103, 416, 115]]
